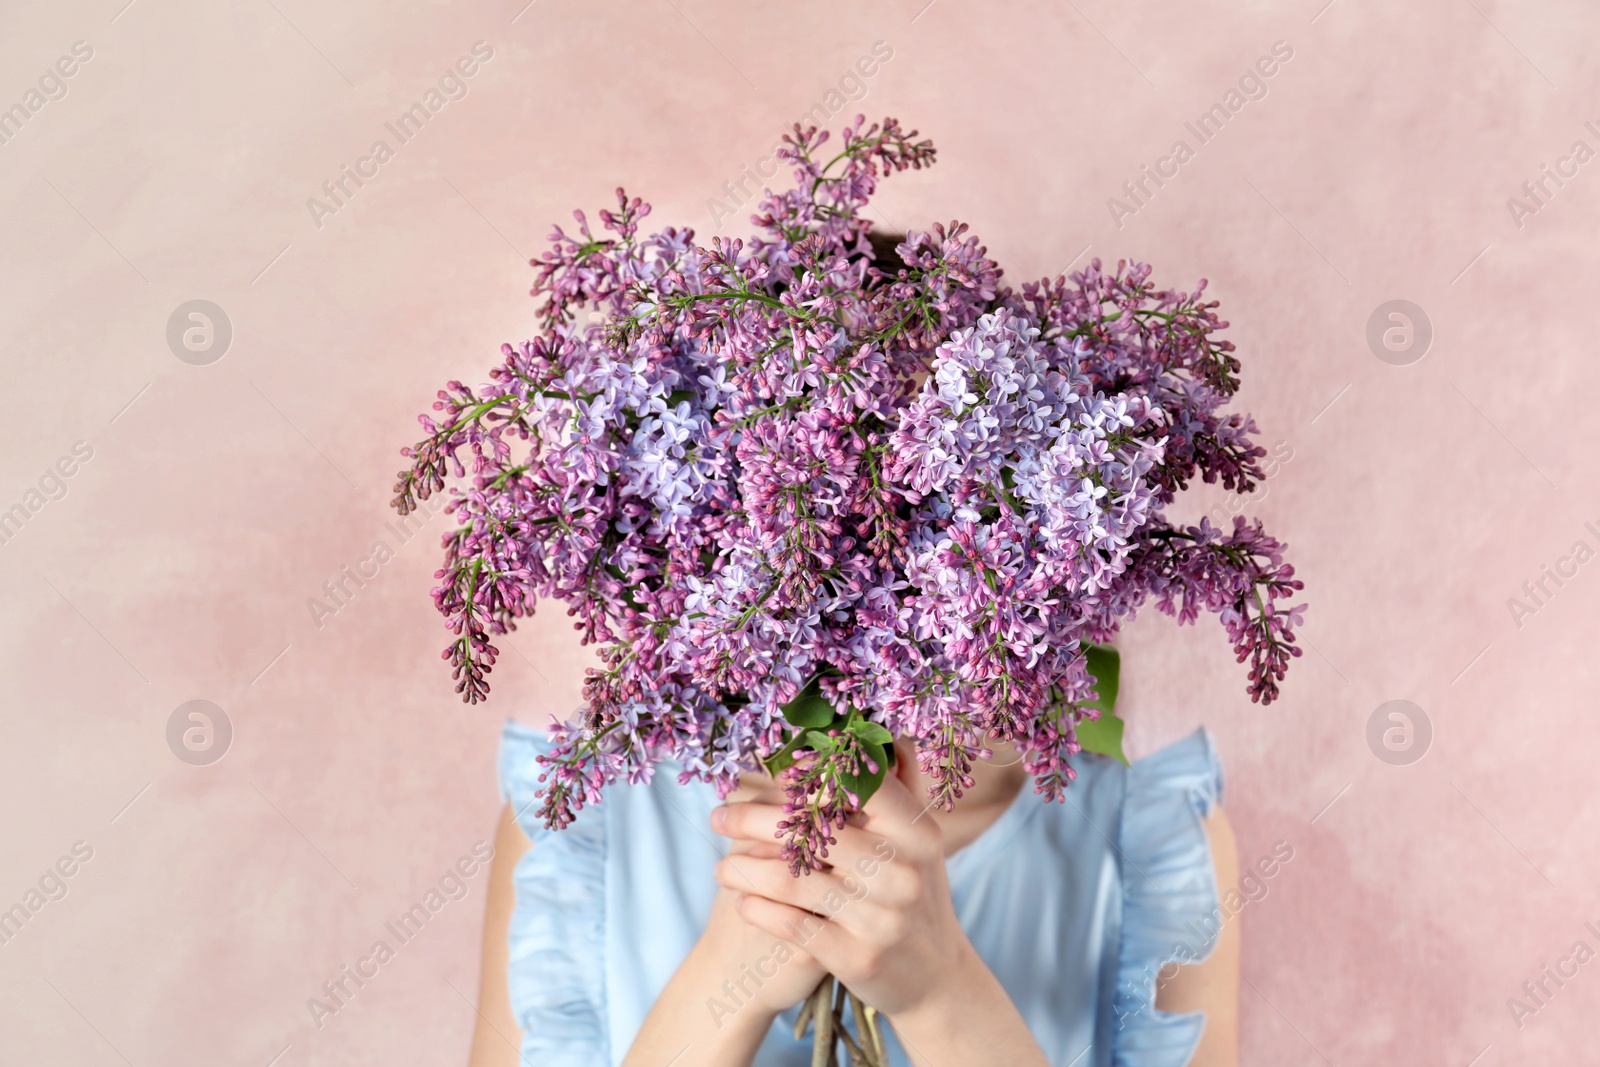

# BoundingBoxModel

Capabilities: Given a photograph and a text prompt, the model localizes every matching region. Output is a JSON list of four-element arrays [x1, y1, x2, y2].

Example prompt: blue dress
[[499, 722, 1225, 1067]]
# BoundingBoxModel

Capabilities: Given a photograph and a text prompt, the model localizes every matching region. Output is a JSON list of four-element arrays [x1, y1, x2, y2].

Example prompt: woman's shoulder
[[1121, 726, 1226, 812], [1011, 727, 1225, 839], [498, 720, 566, 842], [495, 721, 613, 1060], [497, 718, 723, 838], [1108, 727, 1229, 1064]]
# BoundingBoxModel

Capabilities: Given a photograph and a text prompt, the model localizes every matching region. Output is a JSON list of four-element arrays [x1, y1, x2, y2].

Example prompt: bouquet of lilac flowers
[[393, 115, 1301, 889]]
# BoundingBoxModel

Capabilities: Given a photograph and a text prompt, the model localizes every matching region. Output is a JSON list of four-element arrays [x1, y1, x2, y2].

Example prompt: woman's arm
[[466, 803, 531, 1067], [620, 778, 828, 1066], [1155, 806, 1241, 1067], [618, 883, 826, 1066]]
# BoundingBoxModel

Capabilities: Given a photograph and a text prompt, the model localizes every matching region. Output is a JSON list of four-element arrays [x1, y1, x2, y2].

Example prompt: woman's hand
[[710, 766, 1050, 1066], [694, 842, 830, 1020], [710, 768, 960, 1018], [619, 781, 824, 1067]]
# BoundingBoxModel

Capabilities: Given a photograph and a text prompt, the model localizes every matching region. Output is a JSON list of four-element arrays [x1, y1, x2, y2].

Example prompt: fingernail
[[710, 806, 727, 831]]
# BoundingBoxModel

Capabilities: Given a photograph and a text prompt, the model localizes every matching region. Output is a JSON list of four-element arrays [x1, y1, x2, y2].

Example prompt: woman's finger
[[715, 854, 837, 909], [717, 801, 895, 874], [715, 856, 879, 931], [855, 769, 941, 851], [726, 838, 785, 860], [733, 893, 850, 969], [711, 800, 786, 843]]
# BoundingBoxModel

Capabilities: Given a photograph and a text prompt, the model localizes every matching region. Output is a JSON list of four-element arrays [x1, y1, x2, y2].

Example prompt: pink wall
[[3, 1, 1597, 1063]]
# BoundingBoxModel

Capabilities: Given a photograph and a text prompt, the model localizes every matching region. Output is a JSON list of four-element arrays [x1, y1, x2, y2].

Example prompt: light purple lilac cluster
[[392, 118, 1304, 871]]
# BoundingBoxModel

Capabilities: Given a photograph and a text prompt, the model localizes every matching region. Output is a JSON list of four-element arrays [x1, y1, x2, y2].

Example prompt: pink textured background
[[3, 1, 1598, 1063]]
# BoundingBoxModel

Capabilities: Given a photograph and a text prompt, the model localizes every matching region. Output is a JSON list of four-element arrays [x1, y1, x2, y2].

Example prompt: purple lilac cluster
[[392, 118, 1304, 871]]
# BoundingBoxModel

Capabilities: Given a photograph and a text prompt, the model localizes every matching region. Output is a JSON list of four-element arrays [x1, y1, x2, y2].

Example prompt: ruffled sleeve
[[498, 721, 610, 1066], [1109, 728, 1226, 1066]]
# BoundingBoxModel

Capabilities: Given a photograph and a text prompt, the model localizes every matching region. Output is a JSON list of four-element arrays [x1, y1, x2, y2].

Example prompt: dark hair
[[866, 230, 907, 277]]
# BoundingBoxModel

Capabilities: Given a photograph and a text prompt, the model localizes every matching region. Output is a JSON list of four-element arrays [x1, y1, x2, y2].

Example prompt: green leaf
[[800, 729, 835, 752], [840, 715, 896, 802], [765, 690, 902, 789], [760, 727, 836, 778], [1079, 644, 1129, 766], [836, 739, 889, 805], [762, 727, 808, 776], [847, 720, 894, 746], [1083, 644, 1120, 713], [1074, 710, 1128, 766], [782, 676, 836, 729]]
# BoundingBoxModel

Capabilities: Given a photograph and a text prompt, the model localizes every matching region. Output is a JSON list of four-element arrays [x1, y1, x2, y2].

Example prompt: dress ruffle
[[498, 721, 610, 1066], [1109, 728, 1227, 1066]]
